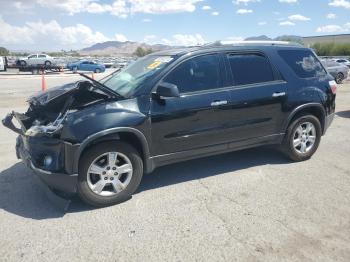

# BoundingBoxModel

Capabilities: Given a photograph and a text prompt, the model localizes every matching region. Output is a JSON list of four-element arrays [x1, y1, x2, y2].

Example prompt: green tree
[[133, 47, 154, 57], [0, 47, 10, 56], [311, 42, 350, 56]]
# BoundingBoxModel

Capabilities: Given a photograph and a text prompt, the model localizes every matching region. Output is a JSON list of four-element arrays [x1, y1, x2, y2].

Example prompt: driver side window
[[164, 54, 222, 93]]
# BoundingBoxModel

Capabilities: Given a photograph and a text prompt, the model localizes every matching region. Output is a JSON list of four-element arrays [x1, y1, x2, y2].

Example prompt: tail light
[[329, 80, 337, 94]]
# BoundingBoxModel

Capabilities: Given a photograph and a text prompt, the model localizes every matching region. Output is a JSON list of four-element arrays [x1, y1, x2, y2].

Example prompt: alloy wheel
[[292, 122, 317, 154], [87, 152, 133, 196]]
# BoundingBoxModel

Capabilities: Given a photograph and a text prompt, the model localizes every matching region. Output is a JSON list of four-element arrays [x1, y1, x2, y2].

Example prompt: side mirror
[[155, 82, 180, 98]]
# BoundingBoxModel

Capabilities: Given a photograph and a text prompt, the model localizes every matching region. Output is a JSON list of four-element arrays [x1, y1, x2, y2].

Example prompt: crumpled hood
[[2, 80, 113, 136], [28, 81, 80, 107]]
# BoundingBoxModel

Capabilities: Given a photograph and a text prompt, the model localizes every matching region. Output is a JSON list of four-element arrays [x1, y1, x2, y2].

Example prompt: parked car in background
[[102, 61, 114, 68], [0, 56, 6, 71], [322, 59, 349, 84], [67, 60, 106, 73], [6, 57, 17, 67], [18, 54, 56, 67], [335, 58, 350, 68]]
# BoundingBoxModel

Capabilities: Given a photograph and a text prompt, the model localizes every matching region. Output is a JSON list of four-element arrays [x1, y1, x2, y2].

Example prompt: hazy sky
[[0, 0, 350, 51]]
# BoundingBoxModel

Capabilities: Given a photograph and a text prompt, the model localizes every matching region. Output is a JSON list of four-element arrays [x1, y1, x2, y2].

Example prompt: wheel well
[[289, 106, 325, 133], [79, 132, 146, 166]]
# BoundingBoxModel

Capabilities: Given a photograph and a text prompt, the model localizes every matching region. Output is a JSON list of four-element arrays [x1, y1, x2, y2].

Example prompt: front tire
[[44, 61, 52, 67], [281, 115, 322, 162], [77, 141, 143, 207], [95, 68, 101, 73]]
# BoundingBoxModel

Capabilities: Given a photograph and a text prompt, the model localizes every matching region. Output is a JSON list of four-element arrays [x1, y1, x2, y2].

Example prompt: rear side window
[[227, 53, 275, 85], [164, 54, 223, 93], [278, 50, 326, 78]]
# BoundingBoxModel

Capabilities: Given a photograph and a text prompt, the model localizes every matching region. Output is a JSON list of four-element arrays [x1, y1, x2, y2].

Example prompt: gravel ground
[[0, 73, 349, 262]]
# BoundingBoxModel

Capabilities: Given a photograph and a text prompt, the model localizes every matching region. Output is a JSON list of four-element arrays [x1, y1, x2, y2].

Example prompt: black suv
[[3, 42, 336, 207]]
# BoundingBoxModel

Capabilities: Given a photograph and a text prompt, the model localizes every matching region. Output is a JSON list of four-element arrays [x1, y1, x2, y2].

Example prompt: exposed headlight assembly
[[25, 111, 68, 137]]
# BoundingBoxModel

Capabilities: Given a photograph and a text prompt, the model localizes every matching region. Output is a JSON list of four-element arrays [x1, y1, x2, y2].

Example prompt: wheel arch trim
[[283, 103, 326, 133], [73, 127, 153, 174]]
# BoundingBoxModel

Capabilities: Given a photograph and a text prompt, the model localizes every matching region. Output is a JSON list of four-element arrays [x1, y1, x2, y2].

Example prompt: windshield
[[102, 55, 175, 97]]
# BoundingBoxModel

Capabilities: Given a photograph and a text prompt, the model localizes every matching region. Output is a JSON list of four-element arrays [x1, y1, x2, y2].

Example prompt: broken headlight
[[25, 112, 67, 137]]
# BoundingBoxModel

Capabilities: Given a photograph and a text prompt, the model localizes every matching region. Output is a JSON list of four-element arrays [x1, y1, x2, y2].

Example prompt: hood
[[3, 80, 114, 137], [28, 81, 80, 107]]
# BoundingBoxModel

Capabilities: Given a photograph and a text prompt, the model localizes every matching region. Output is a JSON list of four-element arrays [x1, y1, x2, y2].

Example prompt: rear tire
[[44, 61, 51, 67], [95, 68, 101, 73], [20, 60, 27, 67], [281, 115, 322, 162], [77, 141, 143, 207], [335, 73, 344, 84]]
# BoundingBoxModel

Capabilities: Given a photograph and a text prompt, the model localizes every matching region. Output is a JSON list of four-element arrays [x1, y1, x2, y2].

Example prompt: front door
[[150, 53, 233, 157], [27, 54, 38, 65]]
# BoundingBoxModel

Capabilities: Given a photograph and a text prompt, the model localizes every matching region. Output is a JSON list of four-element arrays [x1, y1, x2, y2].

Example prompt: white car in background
[[334, 58, 350, 68], [18, 54, 56, 67]]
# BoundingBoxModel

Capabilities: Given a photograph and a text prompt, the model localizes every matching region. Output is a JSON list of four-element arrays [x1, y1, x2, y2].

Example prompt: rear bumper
[[324, 113, 335, 135], [16, 135, 78, 194]]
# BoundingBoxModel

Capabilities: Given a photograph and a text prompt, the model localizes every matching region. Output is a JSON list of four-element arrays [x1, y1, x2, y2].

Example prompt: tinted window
[[164, 54, 222, 93], [28, 55, 37, 59], [227, 53, 275, 85], [278, 50, 326, 78], [38, 55, 46, 58]]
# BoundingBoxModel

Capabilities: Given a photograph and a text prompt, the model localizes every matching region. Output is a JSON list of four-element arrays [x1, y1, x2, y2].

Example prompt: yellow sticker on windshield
[[147, 61, 162, 69]]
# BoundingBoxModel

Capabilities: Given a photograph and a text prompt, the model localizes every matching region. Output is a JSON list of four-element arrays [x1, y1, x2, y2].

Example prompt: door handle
[[272, 92, 286, 98], [211, 100, 228, 106]]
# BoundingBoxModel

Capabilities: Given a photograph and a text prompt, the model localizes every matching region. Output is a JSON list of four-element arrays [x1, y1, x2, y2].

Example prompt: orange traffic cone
[[91, 72, 95, 80], [41, 71, 47, 91]]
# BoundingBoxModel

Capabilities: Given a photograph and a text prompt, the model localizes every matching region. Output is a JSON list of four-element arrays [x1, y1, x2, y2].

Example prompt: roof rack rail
[[201, 40, 302, 47]]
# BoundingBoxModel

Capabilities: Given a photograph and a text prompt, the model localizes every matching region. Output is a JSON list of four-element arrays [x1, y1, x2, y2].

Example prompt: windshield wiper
[[79, 73, 124, 99], [99, 68, 122, 82]]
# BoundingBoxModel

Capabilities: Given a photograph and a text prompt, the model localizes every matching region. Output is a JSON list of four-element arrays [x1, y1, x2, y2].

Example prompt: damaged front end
[[2, 80, 117, 205]]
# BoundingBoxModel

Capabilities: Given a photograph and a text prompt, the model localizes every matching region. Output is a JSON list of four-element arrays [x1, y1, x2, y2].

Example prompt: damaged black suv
[[3, 42, 336, 207]]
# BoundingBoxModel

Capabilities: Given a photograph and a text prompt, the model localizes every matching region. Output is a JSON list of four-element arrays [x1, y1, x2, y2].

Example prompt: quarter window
[[278, 50, 326, 78], [227, 53, 275, 85], [164, 54, 222, 93]]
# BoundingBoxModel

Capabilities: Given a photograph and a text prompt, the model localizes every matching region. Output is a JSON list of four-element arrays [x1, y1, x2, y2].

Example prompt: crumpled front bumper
[[16, 135, 78, 194]]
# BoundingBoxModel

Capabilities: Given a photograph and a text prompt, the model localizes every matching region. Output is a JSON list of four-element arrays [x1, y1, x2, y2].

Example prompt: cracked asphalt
[[0, 72, 350, 262]]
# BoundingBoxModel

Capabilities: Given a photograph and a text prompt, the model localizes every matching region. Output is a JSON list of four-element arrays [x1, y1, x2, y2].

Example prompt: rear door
[[224, 52, 288, 144], [150, 53, 233, 156]]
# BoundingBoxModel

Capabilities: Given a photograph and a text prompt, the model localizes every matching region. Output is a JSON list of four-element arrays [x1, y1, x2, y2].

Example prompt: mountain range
[[79, 35, 304, 56], [80, 41, 171, 56]]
